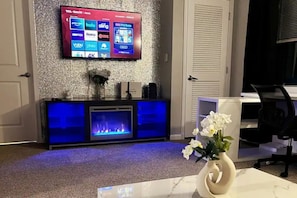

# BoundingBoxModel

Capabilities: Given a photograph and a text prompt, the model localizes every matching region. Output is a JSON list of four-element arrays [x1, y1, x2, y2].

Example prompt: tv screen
[[60, 6, 142, 60]]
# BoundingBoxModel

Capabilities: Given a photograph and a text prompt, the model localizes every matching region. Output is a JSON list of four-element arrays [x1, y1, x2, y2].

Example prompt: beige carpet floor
[[0, 140, 297, 198]]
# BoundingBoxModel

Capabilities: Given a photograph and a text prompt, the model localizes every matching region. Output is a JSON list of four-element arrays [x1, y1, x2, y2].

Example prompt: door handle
[[19, 72, 31, 78], [188, 75, 198, 81]]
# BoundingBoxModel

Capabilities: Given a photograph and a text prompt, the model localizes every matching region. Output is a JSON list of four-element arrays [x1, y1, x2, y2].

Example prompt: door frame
[[28, 0, 41, 142], [28, 0, 44, 143]]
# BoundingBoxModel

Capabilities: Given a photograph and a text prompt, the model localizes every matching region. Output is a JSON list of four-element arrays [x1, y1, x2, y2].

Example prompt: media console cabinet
[[41, 98, 170, 149]]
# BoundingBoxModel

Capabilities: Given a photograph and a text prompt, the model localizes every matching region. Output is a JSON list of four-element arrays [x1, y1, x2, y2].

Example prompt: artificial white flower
[[201, 117, 212, 128], [192, 128, 199, 135], [200, 125, 216, 137], [200, 111, 232, 133], [182, 145, 193, 160], [189, 139, 203, 149], [182, 111, 233, 162]]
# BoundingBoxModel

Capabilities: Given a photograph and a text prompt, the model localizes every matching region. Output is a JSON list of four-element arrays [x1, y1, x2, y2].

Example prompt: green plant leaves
[[194, 140, 220, 162]]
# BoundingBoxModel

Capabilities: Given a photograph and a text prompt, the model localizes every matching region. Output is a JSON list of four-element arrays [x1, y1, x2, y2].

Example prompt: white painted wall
[[230, 0, 250, 96]]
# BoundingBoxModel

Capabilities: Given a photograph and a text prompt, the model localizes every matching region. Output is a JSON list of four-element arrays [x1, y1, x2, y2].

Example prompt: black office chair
[[251, 84, 297, 177]]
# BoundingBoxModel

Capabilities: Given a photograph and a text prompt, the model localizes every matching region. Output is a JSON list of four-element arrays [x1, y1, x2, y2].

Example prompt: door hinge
[[228, 12, 231, 20], [226, 67, 229, 74]]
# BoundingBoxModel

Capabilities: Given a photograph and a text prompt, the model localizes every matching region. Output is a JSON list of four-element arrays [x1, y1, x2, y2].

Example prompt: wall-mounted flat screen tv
[[60, 6, 142, 60]]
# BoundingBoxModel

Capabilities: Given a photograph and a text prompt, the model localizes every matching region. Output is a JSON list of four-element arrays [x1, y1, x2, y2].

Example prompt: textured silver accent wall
[[34, 0, 161, 98]]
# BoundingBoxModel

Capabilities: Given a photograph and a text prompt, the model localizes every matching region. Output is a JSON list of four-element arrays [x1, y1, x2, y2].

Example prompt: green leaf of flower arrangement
[[224, 136, 234, 140]]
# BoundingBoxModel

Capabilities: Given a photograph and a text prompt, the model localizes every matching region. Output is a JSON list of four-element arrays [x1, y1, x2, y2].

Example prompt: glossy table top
[[97, 168, 297, 198]]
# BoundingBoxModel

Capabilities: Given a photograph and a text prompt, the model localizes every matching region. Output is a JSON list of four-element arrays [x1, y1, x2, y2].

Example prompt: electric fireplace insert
[[89, 105, 133, 141]]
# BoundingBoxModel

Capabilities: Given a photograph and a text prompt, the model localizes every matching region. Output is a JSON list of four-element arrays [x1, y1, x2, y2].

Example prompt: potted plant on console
[[88, 68, 111, 99]]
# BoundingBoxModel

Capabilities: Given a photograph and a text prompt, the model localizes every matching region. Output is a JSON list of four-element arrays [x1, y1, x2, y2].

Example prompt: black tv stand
[[41, 98, 170, 149]]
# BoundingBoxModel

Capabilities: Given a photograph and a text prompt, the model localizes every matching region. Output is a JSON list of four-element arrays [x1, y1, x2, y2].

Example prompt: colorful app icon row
[[71, 51, 110, 58], [70, 18, 110, 31], [71, 41, 110, 52], [71, 30, 110, 41]]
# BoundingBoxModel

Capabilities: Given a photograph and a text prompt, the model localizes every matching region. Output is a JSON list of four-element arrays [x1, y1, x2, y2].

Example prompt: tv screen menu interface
[[61, 6, 142, 59]]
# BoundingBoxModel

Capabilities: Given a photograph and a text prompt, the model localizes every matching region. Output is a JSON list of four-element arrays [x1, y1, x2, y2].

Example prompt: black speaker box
[[142, 85, 149, 98], [148, 83, 157, 99]]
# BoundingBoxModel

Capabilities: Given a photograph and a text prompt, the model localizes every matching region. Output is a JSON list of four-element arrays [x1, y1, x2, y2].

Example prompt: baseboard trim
[[0, 141, 37, 146], [170, 134, 183, 140]]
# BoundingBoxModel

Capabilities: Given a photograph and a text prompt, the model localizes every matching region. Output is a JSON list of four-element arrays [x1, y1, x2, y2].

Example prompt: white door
[[183, 0, 232, 137], [0, 0, 37, 143]]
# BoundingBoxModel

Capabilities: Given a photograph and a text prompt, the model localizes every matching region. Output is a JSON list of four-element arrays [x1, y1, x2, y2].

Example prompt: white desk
[[241, 85, 297, 99], [196, 96, 297, 162], [97, 168, 297, 198], [197, 97, 265, 162]]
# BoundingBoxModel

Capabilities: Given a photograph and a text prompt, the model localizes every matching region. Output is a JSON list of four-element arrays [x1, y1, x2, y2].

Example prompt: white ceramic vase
[[196, 160, 219, 198], [196, 152, 236, 197]]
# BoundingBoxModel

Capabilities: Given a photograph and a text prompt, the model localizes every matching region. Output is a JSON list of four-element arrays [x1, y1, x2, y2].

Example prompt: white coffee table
[[97, 168, 297, 198]]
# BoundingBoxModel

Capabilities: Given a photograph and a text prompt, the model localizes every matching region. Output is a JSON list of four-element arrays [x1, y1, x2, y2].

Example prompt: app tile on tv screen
[[70, 17, 85, 30], [85, 20, 97, 30], [98, 32, 110, 41], [99, 52, 110, 58], [98, 21, 110, 31], [85, 41, 98, 51], [86, 51, 99, 58], [72, 51, 85, 57], [84, 30, 98, 41], [98, 41, 110, 52], [71, 40, 85, 51], [71, 30, 85, 40]]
